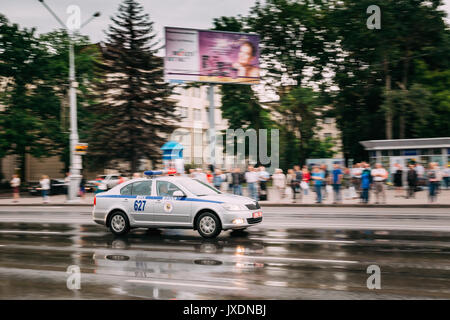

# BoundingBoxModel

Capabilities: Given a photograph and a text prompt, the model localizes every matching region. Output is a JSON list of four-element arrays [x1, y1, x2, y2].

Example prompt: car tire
[[108, 211, 130, 236], [197, 212, 221, 239]]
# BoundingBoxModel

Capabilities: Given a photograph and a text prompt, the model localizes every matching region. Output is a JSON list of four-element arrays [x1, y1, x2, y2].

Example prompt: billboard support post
[[208, 84, 216, 167]]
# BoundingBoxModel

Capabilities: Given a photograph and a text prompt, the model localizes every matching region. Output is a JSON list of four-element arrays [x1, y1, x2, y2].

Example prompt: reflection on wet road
[[0, 207, 449, 299]]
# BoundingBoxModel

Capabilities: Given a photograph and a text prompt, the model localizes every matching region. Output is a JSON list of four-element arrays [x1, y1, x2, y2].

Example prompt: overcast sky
[[1, 0, 257, 44], [2, 0, 449, 45]]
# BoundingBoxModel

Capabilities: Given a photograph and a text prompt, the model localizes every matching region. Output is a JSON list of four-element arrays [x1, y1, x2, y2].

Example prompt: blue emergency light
[[144, 169, 177, 176]]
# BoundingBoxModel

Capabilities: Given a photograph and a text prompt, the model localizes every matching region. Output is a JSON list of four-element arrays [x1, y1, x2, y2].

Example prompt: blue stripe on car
[[95, 194, 223, 204]]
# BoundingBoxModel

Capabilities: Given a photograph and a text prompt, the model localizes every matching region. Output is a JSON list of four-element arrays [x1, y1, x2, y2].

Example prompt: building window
[[432, 148, 442, 155], [403, 149, 417, 156], [324, 117, 333, 124], [193, 109, 201, 121], [178, 107, 188, 119], [324, 133, 332, 139]]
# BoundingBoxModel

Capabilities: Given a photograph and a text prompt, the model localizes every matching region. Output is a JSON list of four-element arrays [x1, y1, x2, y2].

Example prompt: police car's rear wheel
[[109, 211, 130, 236], [197, 212, 221, 238]]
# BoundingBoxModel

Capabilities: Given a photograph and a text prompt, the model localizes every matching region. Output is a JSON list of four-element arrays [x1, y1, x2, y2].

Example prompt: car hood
[[194, 193, 255, 205]]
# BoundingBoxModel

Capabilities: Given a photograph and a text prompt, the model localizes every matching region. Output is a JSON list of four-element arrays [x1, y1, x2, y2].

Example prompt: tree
[[212, 16, 275, 166], [330, 0, 448, 139], [247, 0, 335, 87], [88, 0, 179, 172], [38, 30, 100, 172], [212, 16, 272, 131], [279, 87, 324, 165], [0, 15, 65, 179]]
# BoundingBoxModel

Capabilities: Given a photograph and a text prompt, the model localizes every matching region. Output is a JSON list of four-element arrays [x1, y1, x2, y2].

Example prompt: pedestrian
[[301, 166, 310, 195], [245, 166, 259, 201], [342, 167, 352, 199], [427, 162, 441, 203], [415, 162, 425, 188], [332, 163, 343, 204], [79, 177, 86, 199], [311, 166, 325, 203], [212, 169, 223, 191], [442, 164, 450, 190], [272, 168, 286, 200], [392, 163, 403, 197], [406, 163, 418, 199], [360, 167, 371, 204], [225, 169, 233, 192], [371, 163, 388, 204], [132, 172, 141, 179], [351, 163, 363, 198], [293, 165, 303, 202], [64, 172, 70, 198], [286, 169, 297, 203], [206, 170, 213, 184], [10, 174, 21, 203], [258, 166, 270, 201], [94, 175, 106, 194], [231, 167, 243, 196], [193, 168, 208, 183], [320, 164, 329, 200], [39, 175, 50, 203]]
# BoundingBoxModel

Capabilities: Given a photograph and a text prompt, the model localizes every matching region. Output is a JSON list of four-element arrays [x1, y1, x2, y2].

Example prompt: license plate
[[253, 211, 262, 218]]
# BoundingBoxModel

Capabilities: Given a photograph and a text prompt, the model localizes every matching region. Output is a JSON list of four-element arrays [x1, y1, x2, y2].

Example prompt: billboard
[[164, 27, 260, 84]]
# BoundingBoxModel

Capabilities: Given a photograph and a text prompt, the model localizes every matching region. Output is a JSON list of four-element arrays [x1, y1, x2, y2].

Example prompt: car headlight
[[221, 203, 247, 211]]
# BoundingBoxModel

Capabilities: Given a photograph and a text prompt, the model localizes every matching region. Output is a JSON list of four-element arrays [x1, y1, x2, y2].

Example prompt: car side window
[[156, 181, 183, 197], [120, 183, 133, 195], [131, 181, 152, 196]]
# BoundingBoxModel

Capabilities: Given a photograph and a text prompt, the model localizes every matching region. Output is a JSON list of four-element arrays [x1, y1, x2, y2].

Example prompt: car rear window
[[131, 181, 152, 196], [120, 184, 133, 195]]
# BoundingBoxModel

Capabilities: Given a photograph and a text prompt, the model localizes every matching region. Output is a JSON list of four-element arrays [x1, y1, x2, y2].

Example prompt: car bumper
[[221, 210, 263, 230]]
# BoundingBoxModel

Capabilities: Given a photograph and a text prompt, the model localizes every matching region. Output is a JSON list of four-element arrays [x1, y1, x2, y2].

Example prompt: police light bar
[[144, 169, 177, 176]]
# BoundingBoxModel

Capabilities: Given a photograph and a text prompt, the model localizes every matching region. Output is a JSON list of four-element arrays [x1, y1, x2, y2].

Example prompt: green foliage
[[0, 14, 100, 177], [88, 0, 179, 173], [308, 137, 337, 159], [279, 87, 327, 165], [328, 0, 449, 159]]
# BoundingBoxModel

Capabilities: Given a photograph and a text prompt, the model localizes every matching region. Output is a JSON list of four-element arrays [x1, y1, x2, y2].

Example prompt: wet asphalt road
[[0, 206, 449, 299]]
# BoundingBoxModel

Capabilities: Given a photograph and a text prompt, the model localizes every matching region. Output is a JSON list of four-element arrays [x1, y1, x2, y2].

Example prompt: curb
[[259, 203, 450, 208], [0, 203, 449, 208]]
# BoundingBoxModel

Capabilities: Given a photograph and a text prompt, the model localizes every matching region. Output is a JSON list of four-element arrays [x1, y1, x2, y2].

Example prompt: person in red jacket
[[302, 166, 311, 195]]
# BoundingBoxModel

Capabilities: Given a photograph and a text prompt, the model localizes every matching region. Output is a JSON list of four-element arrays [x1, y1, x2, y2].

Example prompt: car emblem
[[163, 202, 173, 213]]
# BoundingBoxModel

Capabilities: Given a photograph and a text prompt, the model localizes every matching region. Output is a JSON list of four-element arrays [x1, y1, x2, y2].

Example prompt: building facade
[[1, 85, 228, 182], [360, 137, 450, 171]]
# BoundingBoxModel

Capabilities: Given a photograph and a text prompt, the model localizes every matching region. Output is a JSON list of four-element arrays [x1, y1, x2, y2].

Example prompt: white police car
[[92, 170, 262, 238]]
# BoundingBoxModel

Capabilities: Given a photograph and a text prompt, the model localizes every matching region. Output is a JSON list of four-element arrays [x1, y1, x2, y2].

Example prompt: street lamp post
[[37, 1, 100, 202]]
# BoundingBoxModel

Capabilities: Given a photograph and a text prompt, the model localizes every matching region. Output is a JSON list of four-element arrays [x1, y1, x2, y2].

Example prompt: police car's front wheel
[[197, 212, 221, 238], [109, 211, 130, 236]]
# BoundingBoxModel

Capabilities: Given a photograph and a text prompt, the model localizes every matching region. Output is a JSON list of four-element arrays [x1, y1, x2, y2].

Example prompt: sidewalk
[[0, 188, 448, 207], [256, 186, 450, 207]]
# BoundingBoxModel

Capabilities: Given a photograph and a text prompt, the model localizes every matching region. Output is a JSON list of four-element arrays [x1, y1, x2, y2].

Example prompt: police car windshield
[[180, 179, 221, 196]]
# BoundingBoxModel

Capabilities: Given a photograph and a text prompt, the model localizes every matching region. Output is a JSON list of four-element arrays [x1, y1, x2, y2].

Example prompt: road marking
[[0, 230, 63, 235], [126, 279, 247, 291], [250, 238, 356, 244], [242, 255, 358, 264]]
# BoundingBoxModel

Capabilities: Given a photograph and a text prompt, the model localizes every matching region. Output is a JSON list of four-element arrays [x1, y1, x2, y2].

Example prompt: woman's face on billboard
[[238, 43, 253, 66]]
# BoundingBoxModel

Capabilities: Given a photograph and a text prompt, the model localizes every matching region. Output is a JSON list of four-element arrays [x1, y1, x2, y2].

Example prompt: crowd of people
[[190, 161, 449, 204], [7, 161, 449, 204]]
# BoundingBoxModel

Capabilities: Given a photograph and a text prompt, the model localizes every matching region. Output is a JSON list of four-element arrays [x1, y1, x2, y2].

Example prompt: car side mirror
[[172, 190, 185, 197]]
